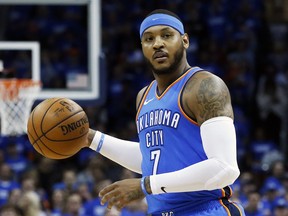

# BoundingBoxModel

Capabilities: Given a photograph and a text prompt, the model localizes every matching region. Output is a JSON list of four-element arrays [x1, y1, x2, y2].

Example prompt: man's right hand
[[99, 178, 145, 211], [83, 128, 96, 148]]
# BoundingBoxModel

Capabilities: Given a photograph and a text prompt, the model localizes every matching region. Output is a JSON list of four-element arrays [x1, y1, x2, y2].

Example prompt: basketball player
[[85, 9, 246, 216]]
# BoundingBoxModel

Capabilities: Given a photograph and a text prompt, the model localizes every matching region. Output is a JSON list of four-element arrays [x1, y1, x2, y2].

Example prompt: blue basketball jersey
[[136, 67, 237, 215]]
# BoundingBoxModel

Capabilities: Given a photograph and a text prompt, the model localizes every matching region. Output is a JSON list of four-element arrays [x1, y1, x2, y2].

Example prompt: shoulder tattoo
[[196, 77, 233, 123]]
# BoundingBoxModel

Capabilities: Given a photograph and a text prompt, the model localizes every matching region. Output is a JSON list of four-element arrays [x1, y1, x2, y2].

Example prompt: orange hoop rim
[[0, 78, 42, 101], [0, 78, 41, 87]]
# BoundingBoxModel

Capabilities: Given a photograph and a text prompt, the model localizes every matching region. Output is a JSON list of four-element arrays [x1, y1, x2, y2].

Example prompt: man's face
[[141, 25, 186, 75]]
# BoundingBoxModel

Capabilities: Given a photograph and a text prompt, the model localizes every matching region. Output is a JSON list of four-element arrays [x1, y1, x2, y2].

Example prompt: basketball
[[27, 97, 89, 159]]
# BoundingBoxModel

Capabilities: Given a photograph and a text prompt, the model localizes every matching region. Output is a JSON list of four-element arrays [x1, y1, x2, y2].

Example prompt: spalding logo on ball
[[27, 98, 89, 159]]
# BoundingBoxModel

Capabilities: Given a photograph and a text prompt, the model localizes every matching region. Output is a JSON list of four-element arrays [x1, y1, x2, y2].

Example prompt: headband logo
[[140, 13, 184, 38]]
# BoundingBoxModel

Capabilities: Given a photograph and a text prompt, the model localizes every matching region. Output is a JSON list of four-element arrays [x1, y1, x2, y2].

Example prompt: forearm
[[89, 130, 142, 174], [144, 116, 240, 195], [148, 158, 239, 194]]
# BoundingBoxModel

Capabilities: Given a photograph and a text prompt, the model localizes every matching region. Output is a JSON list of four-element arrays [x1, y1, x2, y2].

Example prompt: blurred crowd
[[0, 0, 288, 215]]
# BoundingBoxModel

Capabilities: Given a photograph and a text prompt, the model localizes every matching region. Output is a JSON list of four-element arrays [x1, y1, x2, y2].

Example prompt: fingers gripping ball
[[27, 98, 89, 159]]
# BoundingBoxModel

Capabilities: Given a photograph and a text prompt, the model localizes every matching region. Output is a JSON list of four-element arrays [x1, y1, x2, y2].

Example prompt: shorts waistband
[[149, 199, 222, 216]]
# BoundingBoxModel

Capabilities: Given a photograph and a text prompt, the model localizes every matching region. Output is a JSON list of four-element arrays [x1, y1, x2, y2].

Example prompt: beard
[[145, 45, 185, 75]]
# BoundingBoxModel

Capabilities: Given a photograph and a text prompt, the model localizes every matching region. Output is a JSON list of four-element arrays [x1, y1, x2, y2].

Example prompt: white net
[[0, 79, 41, 136]]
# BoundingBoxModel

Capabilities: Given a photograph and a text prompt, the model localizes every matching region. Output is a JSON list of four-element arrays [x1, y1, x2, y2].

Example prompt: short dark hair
[[146, 9, 181, 21]]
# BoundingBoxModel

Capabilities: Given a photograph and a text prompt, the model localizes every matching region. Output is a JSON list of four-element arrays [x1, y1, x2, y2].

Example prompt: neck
[[154, 62, 191, 94]]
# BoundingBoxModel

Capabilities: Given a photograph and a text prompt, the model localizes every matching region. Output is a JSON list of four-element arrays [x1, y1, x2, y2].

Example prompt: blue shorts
[[149, 199, 246, 216]]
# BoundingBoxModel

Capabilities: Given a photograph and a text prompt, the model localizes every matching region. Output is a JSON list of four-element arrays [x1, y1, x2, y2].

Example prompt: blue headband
[[139, 13, 184, 38]]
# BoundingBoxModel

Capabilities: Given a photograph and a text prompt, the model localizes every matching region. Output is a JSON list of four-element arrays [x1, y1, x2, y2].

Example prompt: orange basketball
[[27, 97, 89, 159]]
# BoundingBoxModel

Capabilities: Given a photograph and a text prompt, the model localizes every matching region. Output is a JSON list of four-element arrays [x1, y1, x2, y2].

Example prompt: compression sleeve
[[149, 116, 240, 194], [89, 131, 142, 174]]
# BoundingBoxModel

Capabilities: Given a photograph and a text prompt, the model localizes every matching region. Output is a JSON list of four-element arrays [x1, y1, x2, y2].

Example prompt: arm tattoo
[[196, 77, 233, 123], [127, 188, 143, 201]]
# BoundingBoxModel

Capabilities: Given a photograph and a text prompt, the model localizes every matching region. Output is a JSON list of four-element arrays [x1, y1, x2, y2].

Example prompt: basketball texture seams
[[27, 97, 89, 159], [29, 98, 64, 145], [33, 134, 72, 158], [41, 109, 88, 141]]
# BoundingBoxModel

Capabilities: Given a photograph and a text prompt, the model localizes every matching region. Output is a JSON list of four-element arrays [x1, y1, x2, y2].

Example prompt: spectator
[[49, 189, 65, 216], [52, 169, 78, 196], [62, 193, 84, 216], [244, 191, 266, 216], [76, 183, 92, 204], [237, 171, 259, 206], [0, 150, 5, 167], [76, 155, 107, 190], [256, 63, 287, 144], [261, 160, 286, 196], [7, 188, 22, 206], [0, 164, 20, 206], [0, 204, 23, 216], [261, 181, 282, 215], [273, 197, 288, 216], [4, 142, 30, 181], [36, 157, 58, 197], [17, 191, 47, 216], [249, 126, 280, 172], [82, 179, 112, 216]]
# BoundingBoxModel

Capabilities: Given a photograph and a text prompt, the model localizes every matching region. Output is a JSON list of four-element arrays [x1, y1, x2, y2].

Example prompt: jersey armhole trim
[[178, 71, 204, 126], [136, 81, 155, 118]]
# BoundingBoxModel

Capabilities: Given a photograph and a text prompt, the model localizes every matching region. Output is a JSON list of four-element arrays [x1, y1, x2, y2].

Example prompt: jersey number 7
[[151, 149, 161, 175]]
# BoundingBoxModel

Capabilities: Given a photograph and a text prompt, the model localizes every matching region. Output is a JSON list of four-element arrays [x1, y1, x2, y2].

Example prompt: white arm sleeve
[[149, 116, 240, 194], [89, 131, 142, 174]]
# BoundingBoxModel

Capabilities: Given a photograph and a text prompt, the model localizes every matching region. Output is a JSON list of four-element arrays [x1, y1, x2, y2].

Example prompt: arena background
[[0, 0, 287, 215]]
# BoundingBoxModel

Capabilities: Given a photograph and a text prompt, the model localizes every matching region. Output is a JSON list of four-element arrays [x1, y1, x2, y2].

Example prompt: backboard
[[0, 0, 102, 103]]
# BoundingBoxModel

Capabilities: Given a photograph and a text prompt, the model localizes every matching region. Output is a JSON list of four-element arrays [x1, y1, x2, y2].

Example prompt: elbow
[[205, 161, 240, 190], [226, 166, 240, 185]]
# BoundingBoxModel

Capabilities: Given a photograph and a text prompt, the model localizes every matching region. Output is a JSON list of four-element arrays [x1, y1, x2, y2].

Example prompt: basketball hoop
[[0, 79, 41, 136]]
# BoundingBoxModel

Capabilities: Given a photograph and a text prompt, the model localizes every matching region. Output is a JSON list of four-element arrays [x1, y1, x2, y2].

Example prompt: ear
[[182, 33, 189, 49]]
